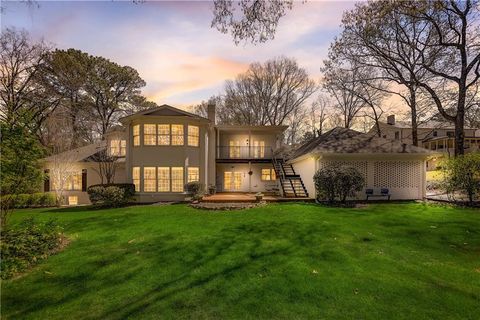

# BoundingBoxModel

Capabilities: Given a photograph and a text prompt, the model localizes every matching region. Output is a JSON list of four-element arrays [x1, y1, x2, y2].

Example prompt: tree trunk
[[455, 85, 466, 156], [409, 88, 418, 146]]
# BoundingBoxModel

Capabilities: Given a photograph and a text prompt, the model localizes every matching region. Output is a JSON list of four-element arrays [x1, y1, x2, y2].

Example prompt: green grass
[[2, 203, 480, 319]]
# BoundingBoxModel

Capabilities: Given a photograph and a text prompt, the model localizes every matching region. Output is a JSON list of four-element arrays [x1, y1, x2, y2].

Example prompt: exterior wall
[[290, 156, 317, 198], [215, 163, 279, 194], [216, 128, 283, 159], [293, 154, 427, 201], [42, 162, 126, 205]]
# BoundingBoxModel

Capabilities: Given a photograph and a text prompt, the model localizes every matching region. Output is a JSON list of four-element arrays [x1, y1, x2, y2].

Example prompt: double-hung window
[[143, 167, 156, 192], [171, 125, 184, 145], [144, 124, 157, 145], [261, 169, 276, 181], [158, 167, 170, 192], [188, 126, 199, 147], [132, 167, 140, 191], [133, 125, 140, 146], [158, 125, 170, 145], [171, 167, 184, 192], [187, 167, 199, 182]]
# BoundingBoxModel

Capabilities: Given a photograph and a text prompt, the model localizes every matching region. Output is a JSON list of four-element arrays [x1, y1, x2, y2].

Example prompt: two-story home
[[42, 104, 309, 205], [370, 115, 480, 170]]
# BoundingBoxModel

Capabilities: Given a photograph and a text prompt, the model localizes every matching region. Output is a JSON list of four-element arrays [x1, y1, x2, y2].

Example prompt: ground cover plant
[[1, 203, 479, 319]]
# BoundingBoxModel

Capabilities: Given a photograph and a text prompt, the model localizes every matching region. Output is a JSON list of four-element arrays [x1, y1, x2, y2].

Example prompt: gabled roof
[[119, 104, 209, 123], [42, 142, 106, 163], [290, 127, 433, 160]]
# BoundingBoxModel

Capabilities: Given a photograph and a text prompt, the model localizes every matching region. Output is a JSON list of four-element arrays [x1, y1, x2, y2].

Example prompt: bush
[[1, 218, 65, 279], [185, 182, 205, 200], [441, 153, 480, 204], [313, 166, 365, 203], [0, 193, 57, 209], [87, 184, 135, 208]]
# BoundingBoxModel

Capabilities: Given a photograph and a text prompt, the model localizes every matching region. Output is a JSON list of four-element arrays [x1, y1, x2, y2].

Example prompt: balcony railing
[[217, 146, 273, 159]]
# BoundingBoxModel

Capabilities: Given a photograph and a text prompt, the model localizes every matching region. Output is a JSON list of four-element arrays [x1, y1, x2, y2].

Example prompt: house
[[42, 105, 435, 205], [289, 127, 434, 200], [370, 115, 480, 170], [42, 104, 303, 205]]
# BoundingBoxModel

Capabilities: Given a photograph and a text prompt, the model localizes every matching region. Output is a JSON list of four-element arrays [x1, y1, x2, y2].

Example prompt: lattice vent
[[374, 161, 421, 188], [321, 161, 368, 186]]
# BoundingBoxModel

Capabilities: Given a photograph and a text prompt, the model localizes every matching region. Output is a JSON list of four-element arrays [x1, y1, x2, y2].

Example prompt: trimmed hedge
[[87, 183, 135, 208], [0, 193, 56, 209]]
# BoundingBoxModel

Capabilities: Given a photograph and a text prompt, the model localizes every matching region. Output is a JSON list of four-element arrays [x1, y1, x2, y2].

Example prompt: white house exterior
[[289, 128, 434, 200]]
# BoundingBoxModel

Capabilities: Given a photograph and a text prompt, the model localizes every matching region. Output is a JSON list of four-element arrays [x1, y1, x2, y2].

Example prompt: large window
[[229, 141, 241, 158], [171, 125, 184, 145], [171, 167, 184, 192], [158, 124, 170, 145], [188, 125, 199, 147], [144, 124, 157, 146], [133, 125, 140, 146], [261, 169, 276, 181], [132, 167, 140, 191], [158, 167, 170, 192], [143, 167, 156, 192], [110, 139, 126, 156], [253, 140, 265, 158], [66, 172, 82, 190], [187, 167, 199, 182]]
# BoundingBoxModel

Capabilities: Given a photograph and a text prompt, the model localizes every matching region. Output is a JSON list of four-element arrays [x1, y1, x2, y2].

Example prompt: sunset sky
[[2, 0, 369, 108]]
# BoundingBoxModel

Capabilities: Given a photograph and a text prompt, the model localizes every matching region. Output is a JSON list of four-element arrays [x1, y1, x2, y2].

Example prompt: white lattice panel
[[373, 161, 421, 188]]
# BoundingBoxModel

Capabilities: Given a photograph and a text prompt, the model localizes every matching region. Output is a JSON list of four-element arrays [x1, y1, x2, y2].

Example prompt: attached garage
[[289, 128, 433, 200]]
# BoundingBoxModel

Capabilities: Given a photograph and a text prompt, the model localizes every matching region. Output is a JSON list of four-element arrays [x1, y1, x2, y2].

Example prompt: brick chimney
[[207, 103, 216, 124], [387, 114, 396, 125]]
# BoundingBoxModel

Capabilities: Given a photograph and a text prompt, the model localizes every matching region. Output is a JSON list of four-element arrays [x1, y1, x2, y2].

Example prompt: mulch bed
[[190, 201, 267, 211]]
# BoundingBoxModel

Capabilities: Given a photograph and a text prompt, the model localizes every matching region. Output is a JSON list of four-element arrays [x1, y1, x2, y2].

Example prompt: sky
[[2, 0, 363, 108]]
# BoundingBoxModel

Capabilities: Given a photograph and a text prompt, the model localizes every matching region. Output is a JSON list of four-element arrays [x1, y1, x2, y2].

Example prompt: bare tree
[[90, 150, 119, 185], [211, 0, 294, 44]]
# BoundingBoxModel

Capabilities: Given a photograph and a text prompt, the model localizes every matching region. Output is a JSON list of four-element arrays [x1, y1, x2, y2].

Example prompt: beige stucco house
[[370, 115, 480, 170], [42, 105, 435, 205]]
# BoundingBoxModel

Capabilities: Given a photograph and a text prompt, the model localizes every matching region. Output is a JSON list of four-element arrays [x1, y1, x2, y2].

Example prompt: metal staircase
[[272, 157, 309, 198]]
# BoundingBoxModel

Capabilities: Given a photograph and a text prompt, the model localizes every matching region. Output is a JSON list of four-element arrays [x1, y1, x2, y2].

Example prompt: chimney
[[207, 103, 216, 124], [387, 114, 396, 125]]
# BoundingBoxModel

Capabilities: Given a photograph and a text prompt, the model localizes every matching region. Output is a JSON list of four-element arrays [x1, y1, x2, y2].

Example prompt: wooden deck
[[202, 192, 314, 203]]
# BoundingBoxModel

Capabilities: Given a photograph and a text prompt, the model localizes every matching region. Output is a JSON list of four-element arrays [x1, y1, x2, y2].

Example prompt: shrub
[[1, 218, 65, 279], [441, 153, 480, 204], [313, 166, 365, 203], [185, 182, 205, 200], [0, 193, 57, 209], [87, 184, 135, 208]]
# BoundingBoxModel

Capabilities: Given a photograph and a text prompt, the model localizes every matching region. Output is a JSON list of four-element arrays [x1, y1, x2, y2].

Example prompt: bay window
[[158, 124, 170, 145], [187, 167, 199, 182], [171, 125, 184, 145], [133, 125, 140, 146], [144, 124, 157, 145], [188, 125, 199, 147], [143, 167, 156, 192], [171, 167, 184, 192]]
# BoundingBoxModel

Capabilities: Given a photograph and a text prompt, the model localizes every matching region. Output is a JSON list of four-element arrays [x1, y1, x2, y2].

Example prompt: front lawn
[[2, 203, 479, 319]]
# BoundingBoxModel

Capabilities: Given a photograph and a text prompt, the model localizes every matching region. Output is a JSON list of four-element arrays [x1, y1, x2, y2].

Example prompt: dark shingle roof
[[290, 127, 433, 160]]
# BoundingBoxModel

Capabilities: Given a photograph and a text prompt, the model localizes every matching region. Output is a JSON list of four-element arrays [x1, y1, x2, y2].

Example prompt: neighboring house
[[289, 127, 434, 200], [370, 115, 480, 170], [41, 104, 295, 205]]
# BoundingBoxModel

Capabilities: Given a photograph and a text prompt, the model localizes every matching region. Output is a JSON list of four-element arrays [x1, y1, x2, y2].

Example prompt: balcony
[[216, 146, 273, 162]]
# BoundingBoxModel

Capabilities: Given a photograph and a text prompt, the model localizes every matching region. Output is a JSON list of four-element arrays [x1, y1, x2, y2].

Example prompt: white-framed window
[[261, 169, 276, 181], [171, 167, 184, 192], [110, 139, 126, 156], [143, 167, 156, 192], [133, 125, 140, 146], [188, 125, 199, 147], [132, 167, 140, 191], [171, 125, 184, 146], [187, 167, 199, 182], [144, 124, 157, 146], [158, 167, 170, 192], [158, 124, 170, 145]]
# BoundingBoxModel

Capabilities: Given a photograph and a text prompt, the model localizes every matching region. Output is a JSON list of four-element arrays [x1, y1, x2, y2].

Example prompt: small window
[[171, 167, 184, 192], [187, 167, 199, 182], [120, 140, 126, 156], [158, 167, 170, 192], [171, 125, 184, 145], [143, 167, 156, 192], [133, 125, 140, 146], [110, 139, 126, 156], [144, 124, 157, 146], [433, 131, 438, 137], [132, 167, 140, 191], [158, 125, 170, 145], [68, 196, 78, 206], [394, 131, 400, 140], [261, 169, 276, 181], [188, 125, 199, 147]]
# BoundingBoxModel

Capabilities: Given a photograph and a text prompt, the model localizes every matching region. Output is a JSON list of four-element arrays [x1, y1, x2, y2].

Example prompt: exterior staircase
[[272, 157, 309, 198]]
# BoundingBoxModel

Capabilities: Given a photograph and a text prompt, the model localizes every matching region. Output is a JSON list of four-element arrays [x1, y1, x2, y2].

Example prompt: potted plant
[[255, 192, 264, 202], [208, 184, 216, 195]]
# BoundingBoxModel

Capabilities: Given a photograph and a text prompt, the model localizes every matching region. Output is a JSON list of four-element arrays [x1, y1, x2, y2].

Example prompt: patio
[[202, 192, 314, 203]]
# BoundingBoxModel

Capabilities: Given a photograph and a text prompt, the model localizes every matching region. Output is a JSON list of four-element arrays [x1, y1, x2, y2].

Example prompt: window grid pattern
[[261, 169, 276, 181], [143, 167, 156, 192], [171, 125, 184, 145], [133, 125, 140, 146], [158, 167, 170, 192], [188, 167, 200, 182], [171, 167, 184, 192], [188, 126, 199, 147], [132, 167, 140, 191], [158, 125, 170, 145], [144, 124, 157, 146]]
